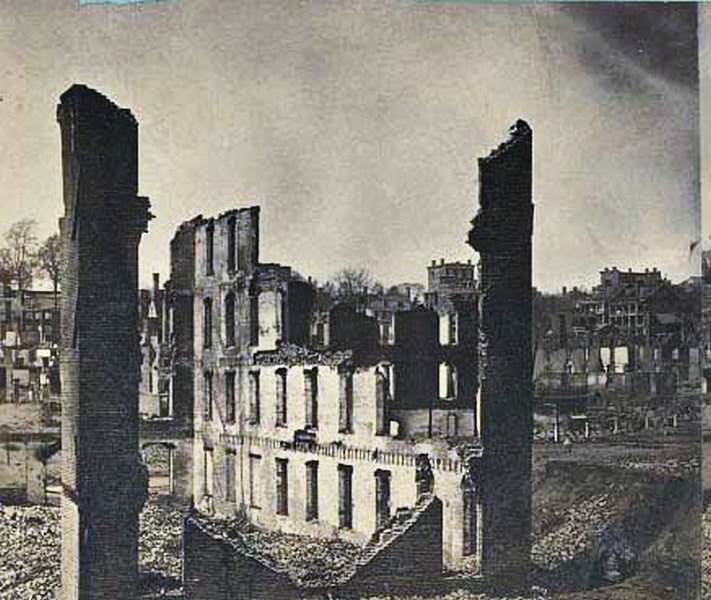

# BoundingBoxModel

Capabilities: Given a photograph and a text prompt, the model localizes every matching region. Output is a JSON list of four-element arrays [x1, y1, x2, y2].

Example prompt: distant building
[[138, 273, 166, 417], [575, 267, 668, 338], [0, 285, 60, 403], [425, 259, 476, 308]]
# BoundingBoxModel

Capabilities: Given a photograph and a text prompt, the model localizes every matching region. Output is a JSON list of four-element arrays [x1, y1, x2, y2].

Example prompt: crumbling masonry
[[57, 85, 152, 600], [468, 119, 534, 587]]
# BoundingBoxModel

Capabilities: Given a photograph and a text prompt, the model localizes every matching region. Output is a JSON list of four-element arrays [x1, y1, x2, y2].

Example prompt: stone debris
[[200, 514, 369, 587], [0, 495, 184, 599], [365, 589, 548, 600], [142, 445, 172, 472], [0, 504, 60, 600], [703, 503, 711, 600], [531, 494, 613, 571], [614, 457, 700, 477], [138, 498, 184, 589]]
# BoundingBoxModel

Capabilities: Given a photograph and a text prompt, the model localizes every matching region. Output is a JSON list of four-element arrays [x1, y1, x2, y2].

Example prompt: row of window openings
[[204, 369, 364, 433], [208, 452, 479, 555], [204, 366, 456, 425], [204, 296, 460, 350], [202, 295, 258, 349], [212, 454, 388, 530], [205, 219, 248, 276], [380, 314, 459, 346]]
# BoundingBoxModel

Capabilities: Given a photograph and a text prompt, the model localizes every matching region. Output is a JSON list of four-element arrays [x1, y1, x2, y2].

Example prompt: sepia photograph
[[0, 1, 706, 599]]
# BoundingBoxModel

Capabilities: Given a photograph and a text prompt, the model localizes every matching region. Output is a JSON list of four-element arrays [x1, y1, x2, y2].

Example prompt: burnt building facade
[[166, 122, 537, 595], [57, 85, 151, 600], [173, 205, 481, 577]]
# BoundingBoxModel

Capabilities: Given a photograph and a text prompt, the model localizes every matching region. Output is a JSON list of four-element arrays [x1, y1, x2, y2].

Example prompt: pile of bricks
[[0, 504, 60, 599], [219, 516, 369, 587], [703, 504, 711, 600], [138, 498, 184, 592], [531, 494, 613, 571]]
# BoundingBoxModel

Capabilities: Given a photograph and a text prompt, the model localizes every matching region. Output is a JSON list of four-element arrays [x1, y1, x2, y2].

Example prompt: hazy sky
[[0, 1, 700, 292]]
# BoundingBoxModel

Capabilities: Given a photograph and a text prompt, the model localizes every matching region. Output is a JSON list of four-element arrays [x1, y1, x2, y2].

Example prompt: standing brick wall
[[468, 120, 534, 588], [58, 84, 151, 600], [353, 496, 443, 588]]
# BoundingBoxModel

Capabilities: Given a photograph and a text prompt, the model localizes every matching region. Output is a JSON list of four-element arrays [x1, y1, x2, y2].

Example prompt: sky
[[0, 1, 701, 292]]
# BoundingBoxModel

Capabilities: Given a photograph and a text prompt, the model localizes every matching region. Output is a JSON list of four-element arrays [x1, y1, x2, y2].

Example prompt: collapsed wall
[[183, 496, 443, 599]]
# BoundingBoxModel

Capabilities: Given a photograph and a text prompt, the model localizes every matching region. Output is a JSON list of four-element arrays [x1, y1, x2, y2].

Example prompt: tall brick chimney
[[467, 119, 533, 588], [57, 84, 152, 600]]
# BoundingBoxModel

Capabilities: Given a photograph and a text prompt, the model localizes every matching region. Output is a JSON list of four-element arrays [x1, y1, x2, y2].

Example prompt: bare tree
[[0, 219, 39, 291], [38, 233, 62, 309], [329, 267, 378, 299]]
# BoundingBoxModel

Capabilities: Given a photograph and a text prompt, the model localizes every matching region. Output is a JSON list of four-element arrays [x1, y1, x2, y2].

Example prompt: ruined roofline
[[189, 206, 261, 229], [57, 83, 137, 125], [173, 214, 207, 236], [478, 118, 531, 164], [254, 344, 354, 368], [253, 342, 457, 369], [256, 262, 293, 276], [428, 260, 474, 268], [216, 205, 259, 222], [172, 205, 260, 235]]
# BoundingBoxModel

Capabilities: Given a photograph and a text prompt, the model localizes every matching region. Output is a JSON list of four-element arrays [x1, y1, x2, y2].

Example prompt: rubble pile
[[0, 504, 60, 600], [139, 498, 183, 582], [224, 518, 368, 586], [531, 494, 613, 571], [142, 445, 172, 472], [703, 504, 711, 600], [365, 590, 548, 600], [0, 495, 185, 599], [614, 457, 700, 477]]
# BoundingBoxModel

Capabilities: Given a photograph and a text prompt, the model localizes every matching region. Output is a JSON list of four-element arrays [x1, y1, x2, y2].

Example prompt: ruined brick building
[[178, 121, 534, 596], [51, 82, 533, 597], [57, 84, 152, 600], [532, 264, 701, 443]]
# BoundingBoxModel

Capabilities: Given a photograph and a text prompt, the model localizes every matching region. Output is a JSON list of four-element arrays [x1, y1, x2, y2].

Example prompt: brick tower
[[468, 120, 534, 587], [57, 85, 152, 599]]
